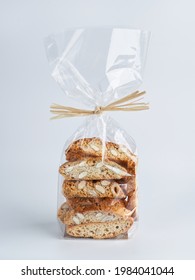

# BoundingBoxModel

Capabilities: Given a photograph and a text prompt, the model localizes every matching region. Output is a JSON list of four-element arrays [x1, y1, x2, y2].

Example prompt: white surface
[[0, 0, 195, 259]]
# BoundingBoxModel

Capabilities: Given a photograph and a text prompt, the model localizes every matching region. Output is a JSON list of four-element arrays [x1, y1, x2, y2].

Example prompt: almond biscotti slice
[[58, 198, 133, 225], [66, 218, 134, 239], [59, 158, 129, 180], [62, 180, 126, 198], [65, 138, 137, 174]]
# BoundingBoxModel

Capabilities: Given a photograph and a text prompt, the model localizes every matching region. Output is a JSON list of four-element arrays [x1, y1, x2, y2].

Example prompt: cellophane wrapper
[[45, 27, 150, 239]]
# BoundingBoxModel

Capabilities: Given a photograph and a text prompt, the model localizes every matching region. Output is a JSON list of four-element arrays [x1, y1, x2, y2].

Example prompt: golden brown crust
[[66, 197, 126, 212]]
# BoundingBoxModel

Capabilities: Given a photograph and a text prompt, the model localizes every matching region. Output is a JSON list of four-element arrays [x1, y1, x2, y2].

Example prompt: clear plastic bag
[[45, 27, 150, 239]]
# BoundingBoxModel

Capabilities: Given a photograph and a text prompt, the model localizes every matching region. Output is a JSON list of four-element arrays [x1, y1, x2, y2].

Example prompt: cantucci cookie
[[58, 197, 126, 223], [62, 180, 126, 198], [65, 138, 137, 174], [66, 218, 134, 239], [59, 158, 129, 180], [58, 198, 133, 225]]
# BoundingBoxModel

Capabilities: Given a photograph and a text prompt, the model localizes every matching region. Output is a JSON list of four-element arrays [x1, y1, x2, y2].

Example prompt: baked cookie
[[59, 158, 129, 180], [66, 218, 134, 239], [65, 138, 137, 175], [58, 198, 126, 223], [62, 180, 126, 198], [58, 198, 133, 225]]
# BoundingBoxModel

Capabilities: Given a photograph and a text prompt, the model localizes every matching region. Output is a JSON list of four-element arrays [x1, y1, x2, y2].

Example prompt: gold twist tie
[[50, 90, 149, 120]]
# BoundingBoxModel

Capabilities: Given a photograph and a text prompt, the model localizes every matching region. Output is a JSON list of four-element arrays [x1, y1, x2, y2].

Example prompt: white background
[[0, 0, 195, 259], [1, 260, 195, 280]]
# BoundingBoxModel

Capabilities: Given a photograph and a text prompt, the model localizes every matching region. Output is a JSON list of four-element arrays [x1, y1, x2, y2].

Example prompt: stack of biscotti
[[58, 137, 137, 239]]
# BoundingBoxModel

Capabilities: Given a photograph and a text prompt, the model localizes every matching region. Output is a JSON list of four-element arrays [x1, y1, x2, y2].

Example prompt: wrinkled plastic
[[45, 27, 150, 239]]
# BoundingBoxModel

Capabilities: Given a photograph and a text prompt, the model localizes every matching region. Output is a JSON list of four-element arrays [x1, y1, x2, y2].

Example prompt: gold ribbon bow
[[50, 90, 149, 120]]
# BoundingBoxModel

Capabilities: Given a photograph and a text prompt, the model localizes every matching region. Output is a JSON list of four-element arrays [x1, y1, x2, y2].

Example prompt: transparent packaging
[[45, 27, 150, 239]]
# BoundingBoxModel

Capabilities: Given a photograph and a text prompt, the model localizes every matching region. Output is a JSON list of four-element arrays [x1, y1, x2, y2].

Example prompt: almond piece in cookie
[[95, 185, 105, 194]]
